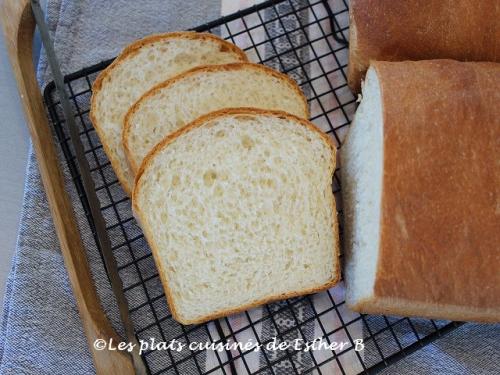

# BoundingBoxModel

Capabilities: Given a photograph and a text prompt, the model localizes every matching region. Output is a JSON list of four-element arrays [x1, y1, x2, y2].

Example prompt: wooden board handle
[[0, 1, 134, 373]]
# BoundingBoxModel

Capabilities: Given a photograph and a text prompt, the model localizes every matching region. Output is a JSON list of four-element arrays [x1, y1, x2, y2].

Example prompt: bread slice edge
[[348, 296, 500, 323]]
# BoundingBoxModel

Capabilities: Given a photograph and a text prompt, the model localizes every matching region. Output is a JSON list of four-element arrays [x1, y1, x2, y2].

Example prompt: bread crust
[[89, 32, 248, 195], [133, 108, 339, 325], [367, 60, 500, 322], [348, 0, 500, 92], [123, 63, 310, 174], [348, 297, 500, 323]]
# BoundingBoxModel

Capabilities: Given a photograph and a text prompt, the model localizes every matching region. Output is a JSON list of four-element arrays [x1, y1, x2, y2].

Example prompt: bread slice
[[123, 63, 309, 175], [341, 60, 500, 322], [133, 108, 339, 324], [89, 32, 247, 194]]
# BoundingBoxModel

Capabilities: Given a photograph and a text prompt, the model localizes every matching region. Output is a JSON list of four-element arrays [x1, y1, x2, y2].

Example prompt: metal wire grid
[[43, 0, 460, 374]]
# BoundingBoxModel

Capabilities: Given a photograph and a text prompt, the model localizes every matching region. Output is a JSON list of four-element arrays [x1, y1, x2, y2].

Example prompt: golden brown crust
[[348, 0, 500, 92], [123, 62, 310, 174], [347, 5, 360, 92], [370, 60, 500, 321], [349, 297, 500, 324], [133, 108, 339, 325], [89, 32, 248, 195]]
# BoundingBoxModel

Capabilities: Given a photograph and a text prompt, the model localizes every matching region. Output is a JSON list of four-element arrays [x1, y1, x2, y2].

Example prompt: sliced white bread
[[133, 108, 340, 324], [123, 63, 309, 175], [89, 32, 248, 194], [341, 60, 500, 322]]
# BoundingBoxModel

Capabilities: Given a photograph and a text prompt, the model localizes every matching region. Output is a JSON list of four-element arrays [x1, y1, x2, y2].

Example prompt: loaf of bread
[[348, 0, 500, 92], [123, 63, 308, 175], [133, 108, 340, 324], [341, 60, 500, 322], [89, 32, 247, 194]]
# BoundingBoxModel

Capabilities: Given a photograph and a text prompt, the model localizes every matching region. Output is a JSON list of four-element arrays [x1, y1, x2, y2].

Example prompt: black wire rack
[[43, 0, 461, 374]]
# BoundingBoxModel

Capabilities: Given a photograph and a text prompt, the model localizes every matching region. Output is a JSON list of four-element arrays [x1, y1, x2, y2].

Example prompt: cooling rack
[[43, 0, 460, 373]]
